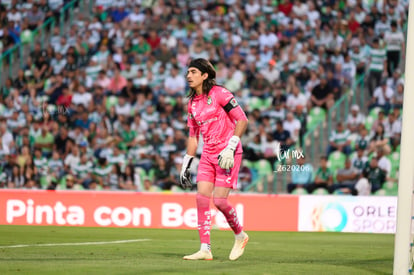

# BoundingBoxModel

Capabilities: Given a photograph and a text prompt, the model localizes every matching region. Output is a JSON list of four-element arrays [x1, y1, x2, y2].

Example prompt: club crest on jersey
[[230, 98, 238, 107], [207, 96, 212, 105]]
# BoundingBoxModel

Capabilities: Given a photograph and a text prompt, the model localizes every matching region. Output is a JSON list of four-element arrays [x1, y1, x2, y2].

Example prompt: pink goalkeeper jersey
[[187, 85, 248, 155]]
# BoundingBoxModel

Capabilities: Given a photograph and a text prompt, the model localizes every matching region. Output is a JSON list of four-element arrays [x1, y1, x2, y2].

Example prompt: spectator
[[367, 38, 387, 96], [310, 76, 334, 110], [27, 4, 44, 31], [347, 105, 365, 133], [120, 164, 141, 191], [308, 156, 333, 194], [327, 122, 351, 156], [363, 157, 386, 193], [332, 158, 360, 194], [369, 79, 394, 114], [384, 21, 405, 76], [283, 112, 301, 144], [351, 148, 369, 173], [34, 125, 54, 158], [272, 120, 293, 152], [164, 65, 185, 97]]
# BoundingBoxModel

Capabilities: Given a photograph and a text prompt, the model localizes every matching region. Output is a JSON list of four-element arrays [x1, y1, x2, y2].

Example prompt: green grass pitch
[[0, 226, 394, 274]]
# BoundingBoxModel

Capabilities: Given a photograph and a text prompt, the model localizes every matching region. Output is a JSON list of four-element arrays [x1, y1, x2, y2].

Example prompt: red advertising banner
[[0, 190, 298, 231]]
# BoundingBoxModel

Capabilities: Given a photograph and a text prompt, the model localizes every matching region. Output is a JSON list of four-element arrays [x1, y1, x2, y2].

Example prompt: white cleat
[[183, 250, 213, 261], [229, 233, 249, 261]]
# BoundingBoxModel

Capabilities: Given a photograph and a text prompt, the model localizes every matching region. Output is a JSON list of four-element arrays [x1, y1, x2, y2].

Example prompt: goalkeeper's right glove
[[180, 154, 194, 189]]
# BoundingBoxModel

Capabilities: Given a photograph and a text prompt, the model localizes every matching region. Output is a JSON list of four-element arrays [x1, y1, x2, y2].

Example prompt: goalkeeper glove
[[218, 136, 240, 169], [180, 154, 194, 189]]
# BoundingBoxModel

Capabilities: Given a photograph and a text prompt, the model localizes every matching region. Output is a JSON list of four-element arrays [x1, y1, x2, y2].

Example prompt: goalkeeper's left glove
[[180, 154, 194, 189], [218, 136, 240, 169]]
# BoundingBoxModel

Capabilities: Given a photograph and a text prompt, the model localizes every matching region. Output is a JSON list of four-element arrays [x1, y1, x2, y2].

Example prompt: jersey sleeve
[[215, 87, 248, 122], [187, 111, 200, 137]]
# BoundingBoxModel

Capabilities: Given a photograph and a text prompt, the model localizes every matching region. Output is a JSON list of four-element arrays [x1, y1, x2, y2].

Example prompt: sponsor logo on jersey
[[207, 96, 212, 105]]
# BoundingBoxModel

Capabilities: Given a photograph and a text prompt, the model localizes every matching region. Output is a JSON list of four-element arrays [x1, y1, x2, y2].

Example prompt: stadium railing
[[0, 0, 93, 84]]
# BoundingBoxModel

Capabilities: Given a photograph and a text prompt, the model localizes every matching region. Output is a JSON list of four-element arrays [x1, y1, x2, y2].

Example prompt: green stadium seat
[[374, 189, 388, 196], [369, 107, 382, 120], [248, 97, 263, 112], [134, 167, 147, 183], [20, 30, 34, 44], [365, 116, 375, 131], [255, 159, 273, 176], [307, 107, 326, 129], [263, 97, 272, 109], [243, 160, 255, 169], [40, 176, 49, 189], [374, 188, 397, 196], [383, 181, 398, 193], [147, 168, 156, 181], [388, 152, 400, 179], [328, 151, 346, 171], [292, 187, 308, 195], [105, 95, 118, 111], [312, 188, 329, 195]]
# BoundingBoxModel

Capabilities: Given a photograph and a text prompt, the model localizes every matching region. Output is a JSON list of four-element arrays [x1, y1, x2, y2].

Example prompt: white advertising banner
[[298, 196, 398, 234]]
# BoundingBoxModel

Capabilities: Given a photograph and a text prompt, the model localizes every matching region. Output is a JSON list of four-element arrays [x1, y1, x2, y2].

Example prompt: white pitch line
[[0, 239, 151, 249]]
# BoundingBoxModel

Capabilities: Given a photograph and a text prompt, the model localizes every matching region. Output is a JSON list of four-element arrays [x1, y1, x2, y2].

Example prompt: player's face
[[186, 67, 207, 90]]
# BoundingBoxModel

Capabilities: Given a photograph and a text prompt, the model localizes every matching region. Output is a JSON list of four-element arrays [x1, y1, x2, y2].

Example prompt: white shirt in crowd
[[72, 92, 92, 107], [378, 155, 392, 177], [373, 86, 394, 105], [355, 177, 371, 196], [283, 118, 301, 142]]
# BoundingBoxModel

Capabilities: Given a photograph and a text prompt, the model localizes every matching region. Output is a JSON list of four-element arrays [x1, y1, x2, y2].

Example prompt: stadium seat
[[388, 152, 400, 178], [263, 97, 272, 110], [383, 181, 398, 193], [292, 187, 308, 195], [135, 167, 147, 183], [327, 151, 346, 171], [248, 97, 263, 112], [307, 107, 326, 129], [373, 188, 397, 196], [20, 30, 34, 44], [105, 95, 118, 111], [374, 189, 388, 196], [255, 159, 273, 176], [368, 107, 382, 120], [348, 134, 358, 150], [40, 176, 49, 189], [364, 116, 375, 131], [312, 188, 329, 195]]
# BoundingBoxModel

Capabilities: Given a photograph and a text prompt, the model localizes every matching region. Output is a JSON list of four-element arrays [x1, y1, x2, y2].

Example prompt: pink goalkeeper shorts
[[196, 153, 242, 189]]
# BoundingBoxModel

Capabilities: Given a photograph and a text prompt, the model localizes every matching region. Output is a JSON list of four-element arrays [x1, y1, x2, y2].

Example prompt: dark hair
[[187, 58, 217, 99]]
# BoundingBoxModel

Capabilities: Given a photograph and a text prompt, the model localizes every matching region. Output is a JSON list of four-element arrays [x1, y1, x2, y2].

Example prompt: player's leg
[[214, 154, 249, 260], [183, 155, 215, 260]]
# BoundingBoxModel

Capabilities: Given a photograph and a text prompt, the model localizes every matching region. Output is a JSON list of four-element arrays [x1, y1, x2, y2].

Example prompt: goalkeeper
[[180, 58, 249, 261]]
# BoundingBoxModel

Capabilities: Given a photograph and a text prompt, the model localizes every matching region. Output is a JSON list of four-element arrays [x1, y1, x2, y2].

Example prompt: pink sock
[[196, 193, 211, 245], [213, 197, 243, 235]]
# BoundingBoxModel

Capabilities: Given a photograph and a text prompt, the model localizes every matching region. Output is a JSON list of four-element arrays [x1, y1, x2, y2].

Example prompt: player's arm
[[217, 89, 249, 169], [186, 136, 198, 157]]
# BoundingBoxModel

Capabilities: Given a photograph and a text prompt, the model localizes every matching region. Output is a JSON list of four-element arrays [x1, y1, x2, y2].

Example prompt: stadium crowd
[[0, 0, 407, 194]]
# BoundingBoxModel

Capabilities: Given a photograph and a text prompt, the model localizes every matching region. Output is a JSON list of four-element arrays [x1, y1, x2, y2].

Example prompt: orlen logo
[[161, 203, 244, 229]]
